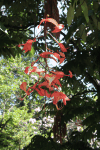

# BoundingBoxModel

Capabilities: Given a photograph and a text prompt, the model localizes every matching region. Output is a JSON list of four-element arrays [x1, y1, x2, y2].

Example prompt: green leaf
[[67, 4, 74, 27], [98, 22, 100, 30], [75, 6, 82, 17], [80, 1, 89, 23], [0, 21, 7, 33], [92, 15, 98, 28], [93, 1, 99, 11], [28, 46, 35, 57], [79, 24, 86, 42]]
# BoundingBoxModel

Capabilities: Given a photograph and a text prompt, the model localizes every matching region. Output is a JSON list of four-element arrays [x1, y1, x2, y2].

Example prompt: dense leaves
[[0, 0, 42, 58], [1, 0, 100, 150]]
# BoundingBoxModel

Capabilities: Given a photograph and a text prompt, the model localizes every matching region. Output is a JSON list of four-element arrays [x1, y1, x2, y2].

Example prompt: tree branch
[[72, 90, 97, 98]]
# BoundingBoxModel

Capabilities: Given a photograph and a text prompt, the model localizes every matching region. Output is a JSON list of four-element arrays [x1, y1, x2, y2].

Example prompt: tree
[[1, 0, 100, 149], [0, 52, 55, 149], [0, 53, 43, 149], [22, 0, 100, 149]]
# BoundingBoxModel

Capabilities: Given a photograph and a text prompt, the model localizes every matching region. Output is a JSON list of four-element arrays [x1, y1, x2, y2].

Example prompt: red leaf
[[30, 66, 45, 75], [69, 70, 73, 78], [60, 57, 65, 64], [39, 52, 53, 58], [38, 18, 59, 29], [22, 39, 36, 53], [53, 53, 63, 63], [52, 24, 64, 33], [40, 88, 51, 98], [30, 66, 37, 73], [35, 88, 44, 96], [51, 91, 70, 105], [38, 81, 48, 89], [53, 53, 60, 60], [52, 83, 59, 89], [38, 81, 54, 92], [56, 51, 65, 64], [58, 43, 67, 52], [24, 66, 30, 74], [20, 82, 27, 92], [51, 91, 60, 105], [53, 98, 58, 105], [35, 88, 51, 98], [38, 18, 64, 33], [26, 39, 33, 43], [57, 51, 65, 57], [51, 71, 65, 78], [52, 78, 62, 87]]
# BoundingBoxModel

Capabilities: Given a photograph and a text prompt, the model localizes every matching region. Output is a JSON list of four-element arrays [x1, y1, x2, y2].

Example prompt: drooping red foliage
[[19, 16, 73, 111], [51, 91, 70, 105]]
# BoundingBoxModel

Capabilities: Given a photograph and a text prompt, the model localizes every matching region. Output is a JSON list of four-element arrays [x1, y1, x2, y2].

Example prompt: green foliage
[[0, 0, 43, 58], [80, 0, 89, 23], [1, 0, 100, 149]]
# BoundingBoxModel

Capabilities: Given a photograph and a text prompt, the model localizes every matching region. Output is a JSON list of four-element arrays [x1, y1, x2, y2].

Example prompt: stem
[[47, 48, 54, 52], [47, 31, 59, 44], [35, 27, 44, 39]]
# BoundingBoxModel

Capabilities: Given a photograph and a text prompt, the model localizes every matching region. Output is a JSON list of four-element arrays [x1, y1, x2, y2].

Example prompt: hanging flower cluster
[[18, 16, 73, 110]]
